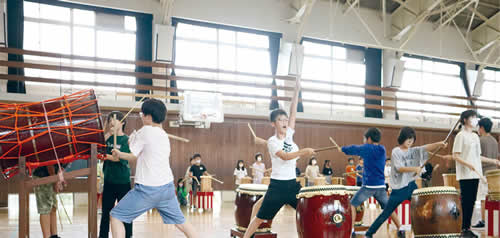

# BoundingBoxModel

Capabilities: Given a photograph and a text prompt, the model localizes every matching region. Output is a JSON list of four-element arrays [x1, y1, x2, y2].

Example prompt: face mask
[[312, 160, 317, 165], [471, 118, 479, 127], [179, 183, 183, 187], [363, 137, 367, 144], [239, 164, 243, 168], [257, 157, 262, 162], [197, 160, 201, 164]]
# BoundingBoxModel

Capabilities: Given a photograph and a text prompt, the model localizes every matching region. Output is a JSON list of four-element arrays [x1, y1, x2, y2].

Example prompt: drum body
[[314, 177, 326, 186], [234, 184, 272, 232], [296, 185, 352, 238], [0, 89, 105, 179], [411, 186, 462, 237], [442, 174, 460, 191], [261, 176, 271, 185], [296, 177, 305, 187], [345, 186, 364, 226], [201, 176, 213, 192], [239, 177, 252, 185], [331, 177, 344, 185], [486, 170, 500, 200]]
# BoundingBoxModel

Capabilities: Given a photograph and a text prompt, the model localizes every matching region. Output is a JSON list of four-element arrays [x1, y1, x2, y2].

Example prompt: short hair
[[308, 157, 317, 165], [397, 127, 416, 145], [364, 127, 381, 143], [459, 110, 477, 127], [254, 153, 262, 161], [141, 99, 167, 124], [479, 117, 493, 133], [348, 157, 354, 162], [192, 153, 201, 159], [107, 111, 126, 130], [270, 109, 288, 122]]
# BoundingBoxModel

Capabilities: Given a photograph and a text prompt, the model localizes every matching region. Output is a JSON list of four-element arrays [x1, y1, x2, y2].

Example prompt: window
[[301, 40, 365, 111], [174, 22, 273, 104], [477, 69, 500, 118], [397, 56, 467, 117], [23, 2, 137, 94]]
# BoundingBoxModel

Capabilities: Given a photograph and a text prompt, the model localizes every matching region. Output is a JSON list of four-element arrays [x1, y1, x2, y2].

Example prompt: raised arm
[[341, 145, 364, 156], [288, 78, 301, 130], [424, 141, 447, 152]]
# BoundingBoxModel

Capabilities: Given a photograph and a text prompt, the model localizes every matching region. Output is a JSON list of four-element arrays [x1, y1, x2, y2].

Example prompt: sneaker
[[397, 230, 405, 238], [351, 231, 356, 238], [472, 220, 485, 228], [461, 229, 478, 238]]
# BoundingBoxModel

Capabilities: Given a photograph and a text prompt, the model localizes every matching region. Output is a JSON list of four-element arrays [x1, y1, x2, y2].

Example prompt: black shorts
[[256, 179, 301, 220], [192, 182, 199, 196]]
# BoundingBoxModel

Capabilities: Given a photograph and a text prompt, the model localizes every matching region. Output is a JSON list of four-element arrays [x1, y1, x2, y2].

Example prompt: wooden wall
[[2, 110, 498, 198]]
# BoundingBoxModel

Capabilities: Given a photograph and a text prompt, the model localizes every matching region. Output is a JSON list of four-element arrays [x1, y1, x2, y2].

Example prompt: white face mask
[[471, 117, 479, 127], [197, 160, 201, 164], [257, 157, 262, 162], [312, 160, 317, 165], [239, 163, 243, 168]]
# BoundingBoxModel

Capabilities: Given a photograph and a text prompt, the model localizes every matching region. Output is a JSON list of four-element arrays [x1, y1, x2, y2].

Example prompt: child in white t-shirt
[[109, 99, 198, 238], [243, 78, 315, 238], [234, 160, 248, 185]]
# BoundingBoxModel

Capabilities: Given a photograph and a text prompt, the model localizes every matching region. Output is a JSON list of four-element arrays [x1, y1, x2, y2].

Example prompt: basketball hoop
[[181, 91, 224, 123]]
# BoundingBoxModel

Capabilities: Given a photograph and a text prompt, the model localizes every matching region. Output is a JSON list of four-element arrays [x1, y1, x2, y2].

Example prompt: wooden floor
[[0, 193, 487, 238]]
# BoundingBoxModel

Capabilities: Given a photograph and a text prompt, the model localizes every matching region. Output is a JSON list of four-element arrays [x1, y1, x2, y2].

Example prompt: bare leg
[[251, 197, 264, 220], [481, 200, 485, 221], [243, 217, 265, 238], [50, 207, 57, 235], [110, 215, 126, 238], [351, 205, 356, 231], [40, 214, 51, 238], [175, 222, 199, 238], [390, 212, 401, 230]]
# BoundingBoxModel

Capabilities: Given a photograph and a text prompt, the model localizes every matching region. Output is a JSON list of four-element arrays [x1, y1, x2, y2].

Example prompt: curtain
[[364, 48, 382, 118], [135, 15, 153, 101], [6, 0, 26, 93], [460, 63, 474, 106], [169, 21, 179, 104], [268, 36, 280, 110]]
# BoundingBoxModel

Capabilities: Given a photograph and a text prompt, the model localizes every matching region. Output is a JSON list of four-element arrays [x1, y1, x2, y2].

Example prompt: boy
[[99, 111, 132, 238], [109, 99, 198, 238], [189, 154, 208, 208], [345, 158, 356, 186], [340, 127, 401, 237], [356, 158, 363, 186], [364, 127, 447, 238], [243, 78, 315, 238], [33, 165, 61, 238], [473, 117, 499, 228]]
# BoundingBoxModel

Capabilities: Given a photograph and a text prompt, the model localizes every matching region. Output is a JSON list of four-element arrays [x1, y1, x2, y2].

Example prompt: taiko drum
[[234, 184, 272, 232]]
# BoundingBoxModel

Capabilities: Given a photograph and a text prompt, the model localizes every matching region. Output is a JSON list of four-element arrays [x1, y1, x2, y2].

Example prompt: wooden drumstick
[[329, 137, 342, 152], [248, 123, 257, 138], [210, 177, 224, 184], [314, 146, 339, 153], [248, 123, 267, 145], [420, 119, 460, 169], [120, 96, 146, 124], [168, 134, 190, 143]]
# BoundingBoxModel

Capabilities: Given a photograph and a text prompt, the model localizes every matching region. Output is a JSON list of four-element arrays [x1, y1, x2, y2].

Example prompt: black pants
[[459, 179, 479, 230], [99, 182, 132, 238]]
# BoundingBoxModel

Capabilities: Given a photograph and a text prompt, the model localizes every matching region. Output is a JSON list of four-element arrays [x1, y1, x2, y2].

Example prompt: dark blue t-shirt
[[342, 144, 386, 187]]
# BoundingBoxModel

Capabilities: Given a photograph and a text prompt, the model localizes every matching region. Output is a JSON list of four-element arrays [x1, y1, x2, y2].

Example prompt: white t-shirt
[[129, 126, 173, 186], [267, 127, 299, 180], [252, 162, 266, 184], [233, 168, 248, 184], [452, 130, 483, 181]]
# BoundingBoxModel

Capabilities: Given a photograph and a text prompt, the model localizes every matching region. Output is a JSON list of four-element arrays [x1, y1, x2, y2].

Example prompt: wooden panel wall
[[2, 110, 498, 197]]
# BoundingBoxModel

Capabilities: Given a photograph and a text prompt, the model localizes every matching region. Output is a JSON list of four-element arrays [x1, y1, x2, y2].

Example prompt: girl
[[305, 157, 321, 186], [177, 178, 188, 206], [452, 110, 500, 237], [251, 153, 267, 184], [322, 160, 333, 184], [234, 160, 248, 185]]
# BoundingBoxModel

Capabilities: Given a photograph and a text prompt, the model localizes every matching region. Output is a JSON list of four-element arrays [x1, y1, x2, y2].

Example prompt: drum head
[[344, 186, 360, 195], [297, 185, 347, 198], [412, 186, 458, 196], [237, 184, 268, 195], [486, 169, 500, 176]]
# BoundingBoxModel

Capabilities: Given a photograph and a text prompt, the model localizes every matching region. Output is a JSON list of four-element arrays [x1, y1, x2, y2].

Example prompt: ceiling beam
[[343, 0, 360, 15], [468, 7, 500, 33], [435, 0, 478, 31], [474, 35, 500, 55], [295, 0, 317, 42], [392, 0, 418, 16], [392, 0, 443, 41]]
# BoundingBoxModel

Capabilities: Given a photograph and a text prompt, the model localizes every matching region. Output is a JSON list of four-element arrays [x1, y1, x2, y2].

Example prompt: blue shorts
[[350, 186, 388, 208], [110, 182, 185, 224]]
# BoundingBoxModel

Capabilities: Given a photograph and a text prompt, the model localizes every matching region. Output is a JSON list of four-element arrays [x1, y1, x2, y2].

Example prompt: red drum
[[296, 185, 352, 238], [0, 89, 106, 179], [235, 184, 272, 232], [411, 186, 462, 237], [346, 186, 364, 226]]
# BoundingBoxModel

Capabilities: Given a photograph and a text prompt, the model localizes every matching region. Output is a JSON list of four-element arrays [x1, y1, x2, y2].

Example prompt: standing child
[[189, 154, 208, 209], [340, 127, 401, 237], [305, 157, 321, 186], [345, 158, 357, 186], [364, 127, 448, 238], [243, 78, 316, 238], [251, 153, 268, 184], [184, 157, 195, 206], [109, 99, 198, 238], [99, 111, 133, 238], [234, 160, 248, 185], [177, 178, 188, 206], [452, 110, 500, 237], [322, 160, 333, 184]]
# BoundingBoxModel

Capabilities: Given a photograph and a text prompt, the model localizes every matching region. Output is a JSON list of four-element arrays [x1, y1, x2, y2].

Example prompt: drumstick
[[420, 119, 460, 169], [314, 146, 339, 152], [329, 137, 342, 152], [120, 96, 146, 124], [247, 123, 257, 138], [248, 123, 267, 145], [113, 114, 117, 150], [210, 177, 224, 184], [168, 134, 190, 143]]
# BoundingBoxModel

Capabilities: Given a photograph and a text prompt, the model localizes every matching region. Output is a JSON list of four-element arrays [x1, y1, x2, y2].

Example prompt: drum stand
[[230, 228, 277, 238], [17, 144, 99, 238]]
